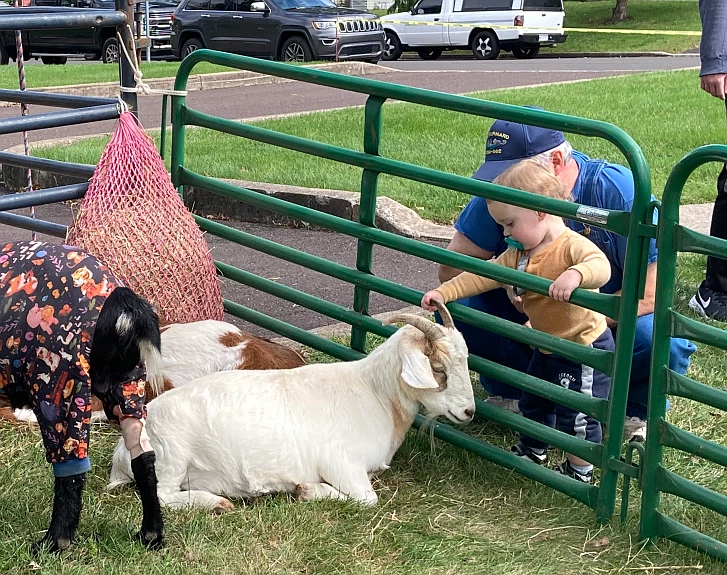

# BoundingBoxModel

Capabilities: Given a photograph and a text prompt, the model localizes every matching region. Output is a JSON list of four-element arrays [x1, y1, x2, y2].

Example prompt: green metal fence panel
[[171, 49, 653, 524], [640, 143, 727, 562]]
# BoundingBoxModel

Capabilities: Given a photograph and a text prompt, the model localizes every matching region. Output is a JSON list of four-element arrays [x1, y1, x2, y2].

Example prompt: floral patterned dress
[[0, 241, 148, 469]]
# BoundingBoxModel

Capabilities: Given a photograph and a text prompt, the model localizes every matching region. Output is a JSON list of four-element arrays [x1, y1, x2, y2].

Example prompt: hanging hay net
[[67, 111, 224, 325]]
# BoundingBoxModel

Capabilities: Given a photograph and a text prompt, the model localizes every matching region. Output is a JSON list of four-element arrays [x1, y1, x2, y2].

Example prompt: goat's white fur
[[108, 318, 475, 512], [160, 320, 250, 387], [115, 313, 133, 336]]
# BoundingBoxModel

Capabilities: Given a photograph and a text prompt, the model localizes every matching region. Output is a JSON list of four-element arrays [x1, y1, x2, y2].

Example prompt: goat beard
[[415, 413, 439, 455]]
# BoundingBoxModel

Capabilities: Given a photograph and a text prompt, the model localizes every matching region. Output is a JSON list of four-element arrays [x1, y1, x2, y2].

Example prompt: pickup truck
[[0, 1, 178, 65], [380, 0, 565, 61]]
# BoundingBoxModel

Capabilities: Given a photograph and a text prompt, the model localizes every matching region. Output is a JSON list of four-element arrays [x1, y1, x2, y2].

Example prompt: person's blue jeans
[[445, 291, 697, 419]]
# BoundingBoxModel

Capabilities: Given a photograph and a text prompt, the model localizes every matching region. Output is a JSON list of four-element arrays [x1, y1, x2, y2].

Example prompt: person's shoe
[[623, 416, 647, 443], [485, 395, 521, 414], [689, 282, 727, 322], [510, 443, 547, 465], [552, 460, 593, 484]]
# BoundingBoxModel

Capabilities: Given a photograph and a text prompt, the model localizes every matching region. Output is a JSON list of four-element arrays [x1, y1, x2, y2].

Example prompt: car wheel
[[0, 45, 9, 66], [281, 36, 312, 63], [416, 48, 442, 61], [181, 38, 204, 59], [382, 31, 402, 61], [512, 43, 540, 59], [471, 30, 500, 60], [102, 38, 120, 64], [41, 56, 68, 65]]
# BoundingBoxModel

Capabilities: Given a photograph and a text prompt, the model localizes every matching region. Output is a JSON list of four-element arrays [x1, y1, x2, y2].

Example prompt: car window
[[236, 0, 254, 10], [208, 0, 234, 8], [185, 0, 210, 9], [460, 0, 511, 10], [415, 0, 441, 15], [523, 0, 561, 9]]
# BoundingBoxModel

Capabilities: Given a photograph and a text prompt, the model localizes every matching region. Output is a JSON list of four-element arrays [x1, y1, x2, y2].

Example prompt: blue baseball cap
[[472, 114, 566, 182]]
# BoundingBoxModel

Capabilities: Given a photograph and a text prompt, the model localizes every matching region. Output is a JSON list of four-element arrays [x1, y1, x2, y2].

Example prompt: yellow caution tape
[[565, 27, 700, 36], [380, 18, 701, 36]]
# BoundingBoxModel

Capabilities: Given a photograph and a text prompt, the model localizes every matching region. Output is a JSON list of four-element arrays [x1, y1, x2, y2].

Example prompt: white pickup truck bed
[[380, 0, 565, 60]]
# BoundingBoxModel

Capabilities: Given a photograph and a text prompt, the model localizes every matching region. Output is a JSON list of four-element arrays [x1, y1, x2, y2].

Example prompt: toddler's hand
[[549, 269, 583, 302], [421, 290, 445, 311]]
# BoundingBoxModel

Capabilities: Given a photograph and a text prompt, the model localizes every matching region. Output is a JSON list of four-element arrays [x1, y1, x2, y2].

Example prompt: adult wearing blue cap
[[438, 117, 697, 442]]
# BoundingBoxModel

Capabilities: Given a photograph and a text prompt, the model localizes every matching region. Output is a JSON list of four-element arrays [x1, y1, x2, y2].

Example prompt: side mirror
[[416, 8, 424, 14], [250, 1, 268, 11]]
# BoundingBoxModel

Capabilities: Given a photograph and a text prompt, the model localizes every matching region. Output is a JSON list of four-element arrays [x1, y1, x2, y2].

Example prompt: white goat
[[108, 305, 475, 512]]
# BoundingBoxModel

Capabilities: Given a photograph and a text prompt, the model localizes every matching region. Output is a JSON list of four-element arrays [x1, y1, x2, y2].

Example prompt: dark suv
[[170, 0, 383, 63], [0, 0, 178, 64]]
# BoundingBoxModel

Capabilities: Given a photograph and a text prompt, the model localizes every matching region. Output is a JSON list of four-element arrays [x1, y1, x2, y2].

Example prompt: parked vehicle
[[380, 0, 565, 61], [0, 1, 178, 65], [170, 0, 384, 63]]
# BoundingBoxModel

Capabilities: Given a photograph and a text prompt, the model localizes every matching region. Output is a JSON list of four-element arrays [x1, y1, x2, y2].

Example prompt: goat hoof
[[32, 535, 70, 555], [294, 484, 312, 502], [136, 529, 166, 550], [212, 498, 234, 514]]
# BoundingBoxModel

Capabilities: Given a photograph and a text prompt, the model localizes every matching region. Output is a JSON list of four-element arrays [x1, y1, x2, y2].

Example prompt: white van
[[380, 0, 565, 60]]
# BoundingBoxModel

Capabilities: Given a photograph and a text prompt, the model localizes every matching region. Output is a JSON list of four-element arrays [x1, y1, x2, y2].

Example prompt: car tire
[[382, 30, 402, 61], [512, 43, 540, 59], [41, 56, 68, 65], [416, 48, 442, 61], [0, 45, 9, 66], [181, 38, 204, 59], [102, 38, 120, 64], [280, 36, 312, 63], [471, 30, 500, 60]]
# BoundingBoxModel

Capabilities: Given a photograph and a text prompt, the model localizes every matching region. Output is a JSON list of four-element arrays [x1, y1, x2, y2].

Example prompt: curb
[[0, 61, 394, 104], [186, 178, 454, 241]]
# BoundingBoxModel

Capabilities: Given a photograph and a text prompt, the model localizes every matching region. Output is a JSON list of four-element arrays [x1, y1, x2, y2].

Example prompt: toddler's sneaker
[[552, 460, 593, 483], [623, 416, 647, 443], [485, 395, 521, 414], [510, 443, 547, 465]]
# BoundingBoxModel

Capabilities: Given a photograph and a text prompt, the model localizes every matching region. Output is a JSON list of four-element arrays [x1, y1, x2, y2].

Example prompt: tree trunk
[[611, 0, 629, 22]]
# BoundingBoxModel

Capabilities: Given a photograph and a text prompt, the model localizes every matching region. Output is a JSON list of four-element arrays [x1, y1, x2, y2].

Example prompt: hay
[[67, 111, 224, 324]]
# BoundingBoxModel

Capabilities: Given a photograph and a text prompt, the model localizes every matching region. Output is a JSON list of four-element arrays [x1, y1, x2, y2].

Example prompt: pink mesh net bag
[[67, 111, 224, 324]]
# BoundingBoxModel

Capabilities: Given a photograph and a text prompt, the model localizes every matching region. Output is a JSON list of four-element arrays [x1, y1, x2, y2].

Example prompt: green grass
[[1, 253, 726, 574], [33, 69, 724, 224], [554, 0, 702, 54], [0, 59, 324, 90]]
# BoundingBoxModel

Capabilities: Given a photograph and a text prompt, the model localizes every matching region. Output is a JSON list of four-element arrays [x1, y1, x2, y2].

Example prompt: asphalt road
[[0, 55, 701, 336], [0, 55, 699, 152]]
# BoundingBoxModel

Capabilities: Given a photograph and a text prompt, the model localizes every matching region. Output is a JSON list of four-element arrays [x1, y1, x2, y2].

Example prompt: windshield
[[276, 0, 335, 9]]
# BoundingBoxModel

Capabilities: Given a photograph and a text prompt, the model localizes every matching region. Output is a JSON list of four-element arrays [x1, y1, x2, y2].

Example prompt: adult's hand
[[701, 73, 727, 99]]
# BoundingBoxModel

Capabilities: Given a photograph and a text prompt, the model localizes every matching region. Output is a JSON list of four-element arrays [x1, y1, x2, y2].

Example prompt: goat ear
[[399, 346, 440, 390]]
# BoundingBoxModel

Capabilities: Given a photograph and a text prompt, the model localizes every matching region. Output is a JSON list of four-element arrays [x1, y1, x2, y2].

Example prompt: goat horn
[[384, 314, 444, 341], [434, 300, 454, 329]]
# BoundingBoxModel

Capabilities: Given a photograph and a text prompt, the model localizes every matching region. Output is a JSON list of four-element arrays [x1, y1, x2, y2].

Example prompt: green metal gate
[[639, 144, 727, 561], [170, 50, 654, 525]]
